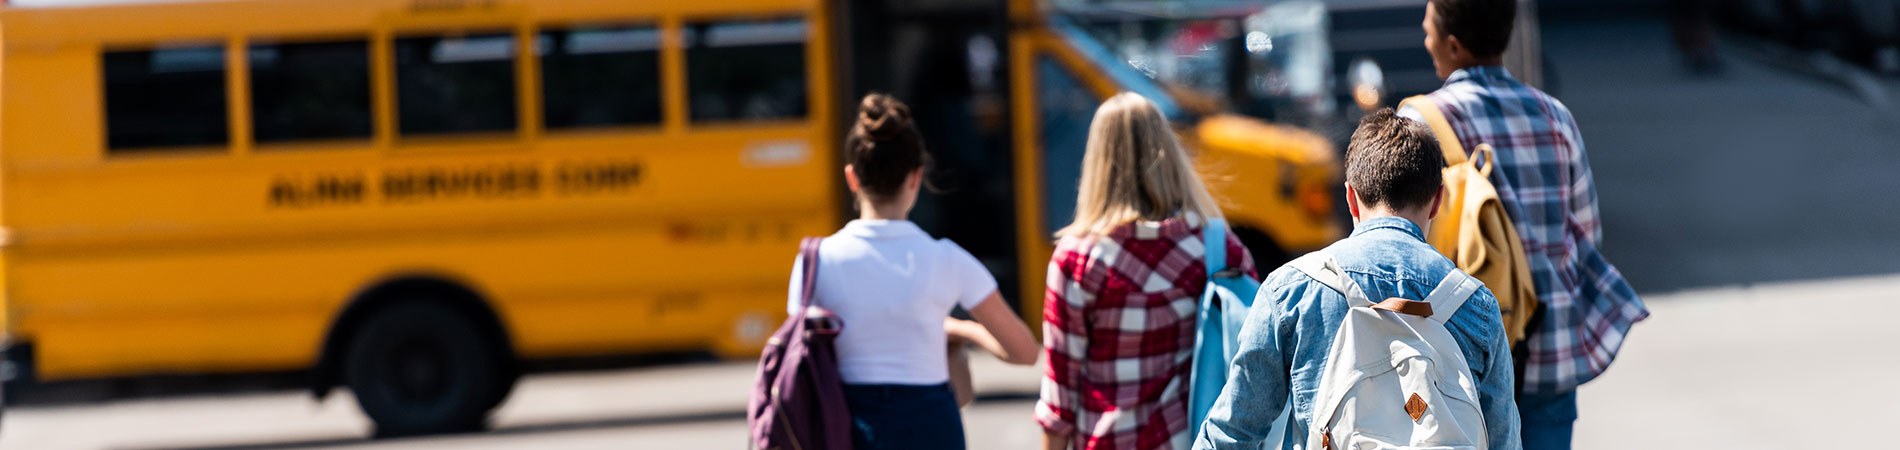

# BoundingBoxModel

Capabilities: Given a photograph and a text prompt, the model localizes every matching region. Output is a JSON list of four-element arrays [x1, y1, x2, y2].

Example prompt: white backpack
[[1287, 251, 1489, 450]]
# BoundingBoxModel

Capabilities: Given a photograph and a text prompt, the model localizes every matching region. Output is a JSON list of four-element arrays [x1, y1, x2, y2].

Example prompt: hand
[[1043, 429, 1070, 450], [944, 317, 978, 343], [963, 292, 1041, 366]]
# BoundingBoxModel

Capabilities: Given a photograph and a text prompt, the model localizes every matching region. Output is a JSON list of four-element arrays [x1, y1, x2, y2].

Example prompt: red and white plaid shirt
[[1034, 215, 1255, 450]]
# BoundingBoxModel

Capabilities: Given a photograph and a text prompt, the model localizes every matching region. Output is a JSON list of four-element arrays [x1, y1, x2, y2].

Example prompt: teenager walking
[[1401, 1, 1648, 448], [792, 93, 1040, 450], [1192, 109, 1520, 450], [1034, 93, 1257, 450]]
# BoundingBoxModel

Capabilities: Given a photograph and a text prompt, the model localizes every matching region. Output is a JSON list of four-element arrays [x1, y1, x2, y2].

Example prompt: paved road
[[8, 13, 1899, 450]]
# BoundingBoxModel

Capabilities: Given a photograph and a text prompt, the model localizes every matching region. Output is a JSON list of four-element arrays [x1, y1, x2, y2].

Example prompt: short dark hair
[[1346, 108, 1443, 211], [844, 93, 931, 201], [1431, 0, 1516, 59]]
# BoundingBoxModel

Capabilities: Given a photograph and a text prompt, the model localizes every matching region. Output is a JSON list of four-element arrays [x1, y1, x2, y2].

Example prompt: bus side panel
[[6, 127, 830, 379], [12, 212, 820, 380], [1, 42, 103, 171]]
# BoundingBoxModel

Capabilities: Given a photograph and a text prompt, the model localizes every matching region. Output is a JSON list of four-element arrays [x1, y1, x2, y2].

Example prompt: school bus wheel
[[343, 300, 508, 437], [1231, 225, 1292, 269]]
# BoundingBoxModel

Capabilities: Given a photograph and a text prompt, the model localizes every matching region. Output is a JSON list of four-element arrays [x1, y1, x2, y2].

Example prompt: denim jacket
[[1192, 216, 1521, 450]]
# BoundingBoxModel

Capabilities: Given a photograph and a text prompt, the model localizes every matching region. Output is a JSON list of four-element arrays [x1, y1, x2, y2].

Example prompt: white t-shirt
[[786, 220, 997, 385]]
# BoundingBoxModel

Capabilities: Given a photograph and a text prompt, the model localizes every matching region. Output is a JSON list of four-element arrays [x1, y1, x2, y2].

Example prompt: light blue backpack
[[1187, 219, 1261, 432]]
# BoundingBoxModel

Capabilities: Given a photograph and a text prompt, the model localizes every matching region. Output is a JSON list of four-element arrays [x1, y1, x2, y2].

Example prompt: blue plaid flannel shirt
[[1400, 66, 1649, 394]]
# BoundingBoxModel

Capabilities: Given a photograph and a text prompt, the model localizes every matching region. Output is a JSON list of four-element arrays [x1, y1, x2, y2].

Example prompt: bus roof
[[9, 0, 205, 8], [2, 0, 816, 47]]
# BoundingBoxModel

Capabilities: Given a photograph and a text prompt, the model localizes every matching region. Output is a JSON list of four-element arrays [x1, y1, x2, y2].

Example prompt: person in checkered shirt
[[1399, 1, 1649, 449], [1034, 93, 1257, 450]]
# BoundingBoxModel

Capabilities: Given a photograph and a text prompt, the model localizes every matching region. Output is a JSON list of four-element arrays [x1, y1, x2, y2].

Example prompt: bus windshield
[[1052, 0, 1336, 127], [1044, 15, 1189, 123]]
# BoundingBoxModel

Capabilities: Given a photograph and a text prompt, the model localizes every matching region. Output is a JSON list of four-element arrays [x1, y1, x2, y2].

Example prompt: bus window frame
[[244, 33, 381, 154], [99, 39, 238, 159], [533, 20, 669, 138], [84, 9, 829, 161], [385, 27, 530, 149], [676, 15, 814, 130]]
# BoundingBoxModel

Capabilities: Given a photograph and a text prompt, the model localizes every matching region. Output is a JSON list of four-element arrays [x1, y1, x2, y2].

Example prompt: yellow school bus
[[0, 0, 1338, 435], [1005, 0, 1342, 313]]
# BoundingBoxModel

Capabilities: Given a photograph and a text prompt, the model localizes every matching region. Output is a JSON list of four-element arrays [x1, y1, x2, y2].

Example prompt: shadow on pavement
[[125, 392, 1038, 450], [13, 352, 721, 408], [124, 409, 746, 450]]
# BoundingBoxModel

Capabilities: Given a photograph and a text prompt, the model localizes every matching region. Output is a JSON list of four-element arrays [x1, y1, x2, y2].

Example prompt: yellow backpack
[[1400, 96, 1538, 347]]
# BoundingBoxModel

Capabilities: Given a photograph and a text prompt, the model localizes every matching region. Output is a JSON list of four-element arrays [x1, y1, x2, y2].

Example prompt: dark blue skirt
[[840, 383, 965, 450]]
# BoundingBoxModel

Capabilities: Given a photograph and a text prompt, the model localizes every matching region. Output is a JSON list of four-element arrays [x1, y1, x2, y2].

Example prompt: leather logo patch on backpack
[[1406, 393, 1428, 422]]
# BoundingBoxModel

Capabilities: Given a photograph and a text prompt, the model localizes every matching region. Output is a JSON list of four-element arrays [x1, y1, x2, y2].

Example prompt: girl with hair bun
[[788, 93, 1039, 449]]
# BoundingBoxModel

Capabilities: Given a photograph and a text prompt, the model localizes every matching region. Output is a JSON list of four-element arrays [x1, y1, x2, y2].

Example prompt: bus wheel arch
[[311, 275, 519, 435], [1229, 223, 1292, 270]]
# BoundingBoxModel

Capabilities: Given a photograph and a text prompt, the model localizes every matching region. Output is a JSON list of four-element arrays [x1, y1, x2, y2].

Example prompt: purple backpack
[[748, 237, 853, 450]]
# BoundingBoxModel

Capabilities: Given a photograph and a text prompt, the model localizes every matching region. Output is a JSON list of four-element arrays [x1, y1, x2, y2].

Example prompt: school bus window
[[103, 44, 229, 152], [539, 25, 663, 129], [684, 18, 808, 123], [250, 40, 373, 145], [394, 33, 518, 136]]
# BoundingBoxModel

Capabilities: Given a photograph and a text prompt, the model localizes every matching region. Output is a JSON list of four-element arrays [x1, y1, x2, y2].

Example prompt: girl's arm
[[946, 291, 1039, 366]]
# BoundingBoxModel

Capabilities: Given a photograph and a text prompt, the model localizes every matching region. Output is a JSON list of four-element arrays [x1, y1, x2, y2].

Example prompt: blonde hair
[[1057, 92, 1223, 238]]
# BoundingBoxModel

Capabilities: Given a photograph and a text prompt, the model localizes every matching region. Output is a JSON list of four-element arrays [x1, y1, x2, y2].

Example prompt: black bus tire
[[344, 301, 504, 437]]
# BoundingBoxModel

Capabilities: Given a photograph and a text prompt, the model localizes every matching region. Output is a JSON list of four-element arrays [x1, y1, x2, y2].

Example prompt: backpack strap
[[1203, 218, 1229, 277], [796, 237, 824, 308], [1399, 95, 1469, 166], [1287, 251, 1373, 308], [1422, 268, 1482, 324]]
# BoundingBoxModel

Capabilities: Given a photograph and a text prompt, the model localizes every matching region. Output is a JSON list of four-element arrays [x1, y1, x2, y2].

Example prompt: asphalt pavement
[[5, 273, 1896, 449], [1547, 16, 1900, 293]]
